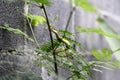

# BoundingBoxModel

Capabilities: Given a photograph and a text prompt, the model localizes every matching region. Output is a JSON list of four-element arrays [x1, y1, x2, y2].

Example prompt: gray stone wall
[[0, 0, 41, 80], [0, 0, 26, 50], [0, 0, 120, 80], [75, 0, 120, 80]]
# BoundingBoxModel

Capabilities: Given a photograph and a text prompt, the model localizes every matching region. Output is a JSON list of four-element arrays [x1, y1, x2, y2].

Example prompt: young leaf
[[101, 48, 112, 60], [26, 14, 46, 27], [76, 26, 120, 40], [64, 37, 85, 51], [74, 0, 96, 12], [94, 64, 113, 70], [58, 30, 74, 36], [28, 0, 52, 5], [91, 48, 112, 61], [97, 17, 120, 61], [92, 68, 102, 73], [36, 39, 60, 53], [91, 49, 102, 60], [110, 60, 120, 68], [0, 24, 34, 42]]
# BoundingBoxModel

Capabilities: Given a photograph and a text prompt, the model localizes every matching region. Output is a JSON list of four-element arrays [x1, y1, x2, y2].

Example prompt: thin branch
[[63, 6, 76, 37], [41, 4, 58, 75], [53, 6, 76, 54], [26, 17, 39, 47]]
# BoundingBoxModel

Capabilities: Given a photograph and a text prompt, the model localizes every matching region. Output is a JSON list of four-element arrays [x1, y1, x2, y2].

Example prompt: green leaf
[[97, 17, 120, 51], [110, 60, 120, 68], [92, 68, 102, 73], [102, 48, 112, 60], [36, 39, 60, 53], [28, 0, 52, 5], [64, 37, 85, 51], [74, 0, 96, 12], [76, 26, 120, 40], [91, 49, 102, 60], [97, 17, 105, 23], [0, 24, 34, 42], [91, 48, 112, 61], [58, 30, 74, 36], [95, 64, 113, 70], [26, 14, 46, 26]]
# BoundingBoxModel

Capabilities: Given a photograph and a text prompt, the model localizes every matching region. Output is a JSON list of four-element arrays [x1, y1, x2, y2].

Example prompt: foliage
[[26, 14, 46, 27], [2, 0, 120, 80], [36, 40, 92, 80], [26, 0, 120, 80], [97, 17, 120, 61], [27, 1, 94, 78], [0, 24, 34, 42], [58, 30, 74, 36], [70, 0, 96, 12], [36, 39, 60, 53], [28, 0, 52, 5], [76, 26, 120, 40], [64, 37, 85, 51], [91, 48, 112, 61]]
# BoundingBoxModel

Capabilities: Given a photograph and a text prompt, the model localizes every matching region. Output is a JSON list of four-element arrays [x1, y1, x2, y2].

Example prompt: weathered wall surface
[[75, 0, 120, 80], [29, 0, 120, 80], [28, 0, 120, 79], [0, 0, 120, 80], [0, 0, 41, 80], [89, 0, 120, 80], [0, 50, 41, 80], [0, 0, 26, 50], [27, 0, 72, 48], [28, 0, 73, 79], [74, 0, 120, 80]]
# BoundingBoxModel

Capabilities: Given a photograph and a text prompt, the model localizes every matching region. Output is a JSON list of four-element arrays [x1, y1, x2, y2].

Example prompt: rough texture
[[78, 0, 120, 80], [28, 0, 72, 79], [0, 0, 41, 80], [27, 0, 71, 48], [0, 0, 26, 50], [0, 50, 41, 80], [0, 0, 120, 80]]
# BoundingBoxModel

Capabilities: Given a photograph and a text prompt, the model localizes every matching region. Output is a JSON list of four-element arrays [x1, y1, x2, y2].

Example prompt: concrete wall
[[89, 0, 120, 80], [0, 0, 26, 50], [0, 0, 120, 80], [0, 0, 41, 80], [28, 0, 120, 80]]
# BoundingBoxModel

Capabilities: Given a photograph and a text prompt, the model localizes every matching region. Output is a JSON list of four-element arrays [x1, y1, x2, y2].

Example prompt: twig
[[63, 6, 76, 37], [41, 4, 58, 75], [26, 17, 39, 47], [53, 6, 76, 55]]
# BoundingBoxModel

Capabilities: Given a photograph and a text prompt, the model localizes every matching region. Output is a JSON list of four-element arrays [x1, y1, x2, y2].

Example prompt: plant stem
[[41, 4, 58, 75], [53, 6, 76, 54], [26, 17, 39, 47], [63, 6, 76, 37]]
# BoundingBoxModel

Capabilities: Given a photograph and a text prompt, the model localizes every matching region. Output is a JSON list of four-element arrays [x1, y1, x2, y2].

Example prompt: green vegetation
[[1, 0, 120, 80]]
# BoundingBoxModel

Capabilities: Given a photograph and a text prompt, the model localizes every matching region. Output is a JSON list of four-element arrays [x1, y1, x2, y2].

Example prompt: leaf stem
[[26, 17, 39, 47], [53, 6, 76, 53], [41, 4, 58, 75], [63, 6, 76, 37]]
